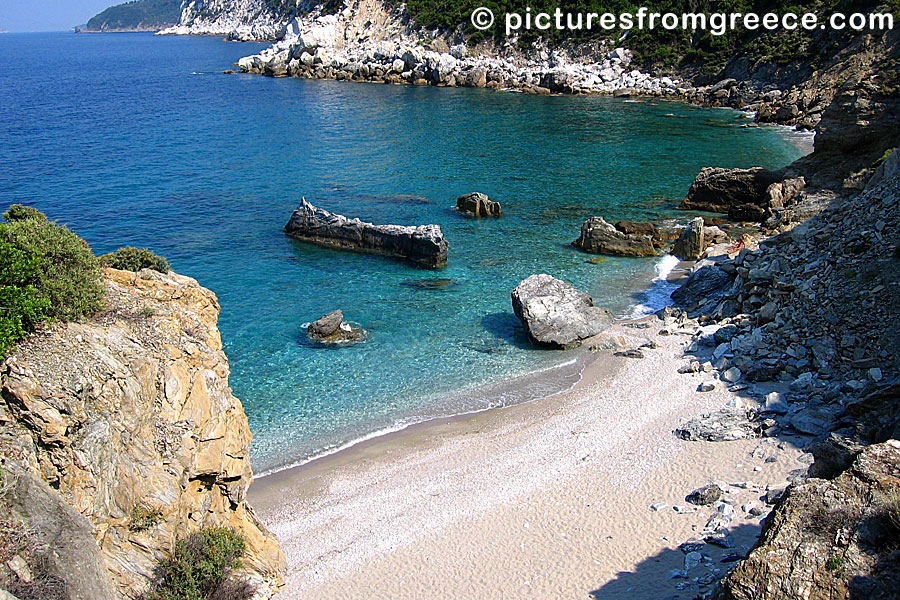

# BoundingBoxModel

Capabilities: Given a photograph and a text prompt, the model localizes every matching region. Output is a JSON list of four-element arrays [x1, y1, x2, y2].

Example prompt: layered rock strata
[[0, 268, 286, 598]]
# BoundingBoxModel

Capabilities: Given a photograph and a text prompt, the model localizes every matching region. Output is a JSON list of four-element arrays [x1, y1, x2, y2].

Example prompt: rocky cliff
[[716, 440, 900, 600], [158, 0, 302, 41], [81, 0, 182, 33], [0, 268, 285, 598]]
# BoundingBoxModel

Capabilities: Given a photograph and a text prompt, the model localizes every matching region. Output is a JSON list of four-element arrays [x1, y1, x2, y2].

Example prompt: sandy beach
[[249, 316, 809, 600]]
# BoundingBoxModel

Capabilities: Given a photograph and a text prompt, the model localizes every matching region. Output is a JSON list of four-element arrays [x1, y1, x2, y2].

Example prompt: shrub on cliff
[[0, 238, 51, 359], [142, 527, 255, 600], [101, 246, 171, 274], [2, 205, 104, 322]]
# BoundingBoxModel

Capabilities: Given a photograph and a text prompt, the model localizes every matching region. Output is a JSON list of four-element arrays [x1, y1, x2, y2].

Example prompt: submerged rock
[[573, 216, 657, 257], [402, 278, 459, 290], [284, 199, 449, 268], [457, 192, 501, 217], [307, 310, 367, 345], [511, 274, 615, 349]]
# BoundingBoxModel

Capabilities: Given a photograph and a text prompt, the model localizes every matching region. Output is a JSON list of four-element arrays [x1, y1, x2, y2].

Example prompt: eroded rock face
[[457, 192, 501, 217], [680, 167, 782, 221], [0, 268, 285, 598], [672, 217, 705, 261], [574, 216, 658, 257], [511, 274, 615, 349], [715, 441, 900, 600], [284, 199, 449, 268]]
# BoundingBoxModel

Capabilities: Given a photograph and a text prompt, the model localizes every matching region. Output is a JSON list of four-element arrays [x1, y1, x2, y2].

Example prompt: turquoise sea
[[0, 32, 806, 472]]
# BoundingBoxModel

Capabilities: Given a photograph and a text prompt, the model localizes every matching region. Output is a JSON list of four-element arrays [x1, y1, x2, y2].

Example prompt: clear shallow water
[[0, 32, 806, 472]]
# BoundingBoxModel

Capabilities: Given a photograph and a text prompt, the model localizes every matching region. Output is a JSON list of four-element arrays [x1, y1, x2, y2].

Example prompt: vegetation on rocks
[[101, 246, 171, 273], [0, 205, 103, 357], [406, 0, 898, 71], [84, 0, 183, 32], [142, 528, 255, 600]]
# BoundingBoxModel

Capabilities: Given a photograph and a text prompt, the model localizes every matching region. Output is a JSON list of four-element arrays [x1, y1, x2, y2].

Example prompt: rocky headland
[[0, 268, 285, 598], [284, 199, 449, 268], [79, 0, 182, 33], [158, 0, 295, 41]]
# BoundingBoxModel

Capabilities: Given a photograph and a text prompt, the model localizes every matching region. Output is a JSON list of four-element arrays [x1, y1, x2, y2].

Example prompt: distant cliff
[[81, 0, 183, 33], [158, 0, 305, 41], [0, 267, 285, 598]]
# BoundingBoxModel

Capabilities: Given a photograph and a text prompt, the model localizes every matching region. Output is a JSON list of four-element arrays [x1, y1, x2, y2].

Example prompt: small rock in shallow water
[[307, 310, 368, 345], [699, 381, 717, 392]]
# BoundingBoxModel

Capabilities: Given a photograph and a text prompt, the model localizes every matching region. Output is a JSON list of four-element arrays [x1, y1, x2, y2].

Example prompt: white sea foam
[[624, 254, 681, 319]]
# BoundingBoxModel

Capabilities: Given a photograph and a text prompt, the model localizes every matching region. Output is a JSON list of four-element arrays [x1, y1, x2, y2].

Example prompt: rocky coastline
[[0, 268, 286, 598]]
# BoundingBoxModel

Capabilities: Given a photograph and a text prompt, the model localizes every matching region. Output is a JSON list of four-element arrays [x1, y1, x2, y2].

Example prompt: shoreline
[[253, 251, 688, 479], [248, 313, 810, 598]]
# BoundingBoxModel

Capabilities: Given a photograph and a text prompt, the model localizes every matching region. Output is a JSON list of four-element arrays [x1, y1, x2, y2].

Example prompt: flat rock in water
[[511, 274, 615, 349], [402, 278, 459, 290], [284, 198, 449, 268]]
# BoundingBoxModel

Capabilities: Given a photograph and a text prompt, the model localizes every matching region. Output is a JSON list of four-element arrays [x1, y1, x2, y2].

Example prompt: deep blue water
[[0, 32, 805, 472]]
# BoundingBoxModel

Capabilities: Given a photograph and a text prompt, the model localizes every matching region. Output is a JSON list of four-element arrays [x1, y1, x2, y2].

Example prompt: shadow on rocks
[[588, 523, 764, 600]]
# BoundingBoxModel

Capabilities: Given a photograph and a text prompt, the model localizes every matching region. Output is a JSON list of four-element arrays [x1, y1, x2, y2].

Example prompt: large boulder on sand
[[679, 167, 782, 221], [574, 216, 657, 257], [457, 192, 502, 217], [511, 274, 615, 349]]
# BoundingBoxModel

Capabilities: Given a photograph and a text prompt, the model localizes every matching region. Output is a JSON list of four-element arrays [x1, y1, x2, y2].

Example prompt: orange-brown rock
[[0, 268, 285, 598]]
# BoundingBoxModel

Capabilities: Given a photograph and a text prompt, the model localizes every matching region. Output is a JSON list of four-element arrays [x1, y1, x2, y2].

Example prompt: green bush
[[101, 246, 171, 274], [2, 205, 104, 322], [0, 236, 51, 358], [142, 527, 255, 600]]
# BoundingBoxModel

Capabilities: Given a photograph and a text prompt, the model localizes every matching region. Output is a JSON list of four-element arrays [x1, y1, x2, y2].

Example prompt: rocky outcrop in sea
[[457, 192, 501, 217], [0, 268, 286, 597], [284, 199, 449, 268]]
